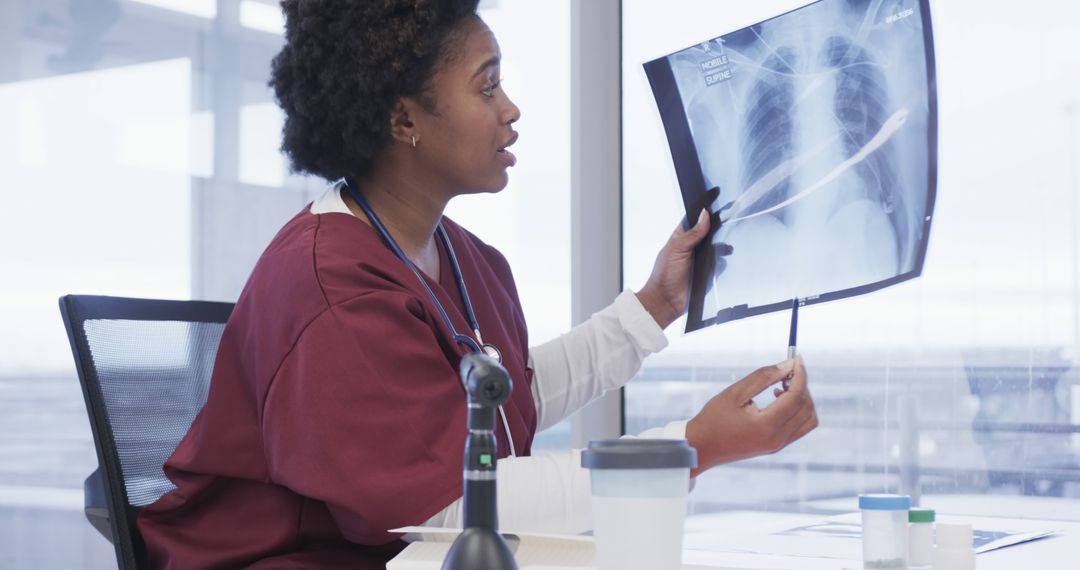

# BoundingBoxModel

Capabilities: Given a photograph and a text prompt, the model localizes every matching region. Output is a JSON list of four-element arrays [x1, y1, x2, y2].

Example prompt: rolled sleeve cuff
[[612, 290, 669, 354]]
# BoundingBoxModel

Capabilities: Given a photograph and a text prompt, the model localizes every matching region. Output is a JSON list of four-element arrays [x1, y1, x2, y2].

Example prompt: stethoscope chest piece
[[482, 343, 502, 364]]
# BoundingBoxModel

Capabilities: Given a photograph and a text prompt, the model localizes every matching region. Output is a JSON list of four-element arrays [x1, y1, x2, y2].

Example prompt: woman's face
[[411, 16, 521, 195]]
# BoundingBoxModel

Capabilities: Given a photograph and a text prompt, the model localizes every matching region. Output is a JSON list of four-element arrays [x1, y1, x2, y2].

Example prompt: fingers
[[731, 359, 796, 403], [775, 360, 817, 445], [674, 209, 710, 246], [762, 356, 809, 420], [780, 394, 815, 434], [726, 356, 816, 456], [783, 356, 808, 394], [758, 384, 817, 454], [790, 408, 819, 441]]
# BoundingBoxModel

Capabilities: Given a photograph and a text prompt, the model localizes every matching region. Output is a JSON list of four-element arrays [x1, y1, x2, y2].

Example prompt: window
[[450, 1, 573, 451], [0, 1, 570, 567], [623, 0, 1080, 521]]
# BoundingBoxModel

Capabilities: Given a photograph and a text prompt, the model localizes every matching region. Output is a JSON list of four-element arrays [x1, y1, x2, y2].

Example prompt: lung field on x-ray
[[740, 49, 800, 225], [729, 36, 905, 233], [824, 35, 907, 258], [683, 2, 923, 317]]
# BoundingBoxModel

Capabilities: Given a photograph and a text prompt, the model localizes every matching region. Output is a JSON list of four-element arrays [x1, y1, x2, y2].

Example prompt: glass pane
[[623, 0, 1080, 525], [1, 1, 573, 566], [0, 1, 288, 567], [449, 1, 573, 453]]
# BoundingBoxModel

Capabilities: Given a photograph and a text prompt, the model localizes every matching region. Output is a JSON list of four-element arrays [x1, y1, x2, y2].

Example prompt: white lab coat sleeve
[[527, 290, 670, 432], [421, 420, 689, 534]]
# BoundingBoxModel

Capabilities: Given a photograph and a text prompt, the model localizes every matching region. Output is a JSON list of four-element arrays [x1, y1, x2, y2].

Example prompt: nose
[[503, 92, 521, 126]]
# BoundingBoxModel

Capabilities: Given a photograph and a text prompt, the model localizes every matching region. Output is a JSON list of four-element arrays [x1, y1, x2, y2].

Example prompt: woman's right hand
[[685, 356, 817, 477]]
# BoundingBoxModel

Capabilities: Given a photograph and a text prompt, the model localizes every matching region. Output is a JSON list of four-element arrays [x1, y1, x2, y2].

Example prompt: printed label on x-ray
[[704, 68, 733, 86], [886, 8, 915, 24], [701, 45, 734, 86]]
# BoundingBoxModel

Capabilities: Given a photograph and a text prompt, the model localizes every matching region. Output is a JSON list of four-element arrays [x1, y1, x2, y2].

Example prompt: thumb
[[678, 209, 710, 245], [731, 359, 795, 403]]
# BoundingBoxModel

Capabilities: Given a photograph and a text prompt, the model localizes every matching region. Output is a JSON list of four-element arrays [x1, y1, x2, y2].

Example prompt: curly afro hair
[[270, 0, 481, 182]]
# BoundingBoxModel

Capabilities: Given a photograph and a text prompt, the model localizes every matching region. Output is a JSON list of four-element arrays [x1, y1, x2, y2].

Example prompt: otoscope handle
[[443, 353, 518, 570], [462, 428, 498, 529], [458, 353, 513, 530]]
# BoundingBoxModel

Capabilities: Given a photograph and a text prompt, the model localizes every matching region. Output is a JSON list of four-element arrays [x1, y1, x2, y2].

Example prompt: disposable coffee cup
[[581, 439, 697, 570]]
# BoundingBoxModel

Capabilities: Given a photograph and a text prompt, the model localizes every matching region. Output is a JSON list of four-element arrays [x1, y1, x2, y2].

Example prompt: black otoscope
[[441, 353, 519, 570]]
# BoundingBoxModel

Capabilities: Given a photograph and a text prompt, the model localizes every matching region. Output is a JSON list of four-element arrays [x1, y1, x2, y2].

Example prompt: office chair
[[59, 295, 234, 570]]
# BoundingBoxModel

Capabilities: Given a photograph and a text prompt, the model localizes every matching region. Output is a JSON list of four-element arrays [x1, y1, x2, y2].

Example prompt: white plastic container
[[933, 523, 975, 570], [908, 507, 935, 569], [859, 494, 911, 570], [581, 439, 697, 570]]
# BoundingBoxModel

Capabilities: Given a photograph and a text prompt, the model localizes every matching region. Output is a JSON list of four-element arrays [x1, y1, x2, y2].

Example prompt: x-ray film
[[645, 0, 937, 332]]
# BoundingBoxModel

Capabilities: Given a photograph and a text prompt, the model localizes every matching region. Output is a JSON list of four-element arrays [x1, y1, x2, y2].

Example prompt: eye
[[481, 79, 503, 98]]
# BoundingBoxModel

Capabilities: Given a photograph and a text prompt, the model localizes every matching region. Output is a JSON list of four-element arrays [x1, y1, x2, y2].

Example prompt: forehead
[[450, 16, 500, 75]]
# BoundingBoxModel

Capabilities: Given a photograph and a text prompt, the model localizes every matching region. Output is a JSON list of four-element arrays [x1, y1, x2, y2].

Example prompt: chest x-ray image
[[645, 0, 937, 332]]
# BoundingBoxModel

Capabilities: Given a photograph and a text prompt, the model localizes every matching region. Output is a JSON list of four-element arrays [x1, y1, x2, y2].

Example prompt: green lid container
[[909, 507, 935, 523]]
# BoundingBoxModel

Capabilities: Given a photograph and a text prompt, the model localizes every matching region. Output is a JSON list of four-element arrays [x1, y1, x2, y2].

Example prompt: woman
[[137, 1, 818, 568]]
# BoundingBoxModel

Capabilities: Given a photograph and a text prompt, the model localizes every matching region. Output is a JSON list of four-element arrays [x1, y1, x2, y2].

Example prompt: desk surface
[[682, 508, 1080, 569], [391, 496, 1080, 569]]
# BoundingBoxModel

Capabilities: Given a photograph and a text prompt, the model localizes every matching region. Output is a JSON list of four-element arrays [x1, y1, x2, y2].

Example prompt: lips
[[499, 132, 519, 152], [497, 132, 519, 167]]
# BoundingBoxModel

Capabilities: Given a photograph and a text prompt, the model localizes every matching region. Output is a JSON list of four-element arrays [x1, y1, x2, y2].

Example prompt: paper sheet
[[387, 527, 785, 569], [684, 514, 1058, 560]]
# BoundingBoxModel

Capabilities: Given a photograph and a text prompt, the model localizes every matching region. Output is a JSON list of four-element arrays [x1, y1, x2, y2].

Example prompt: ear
[[389, 98, 420, 146]]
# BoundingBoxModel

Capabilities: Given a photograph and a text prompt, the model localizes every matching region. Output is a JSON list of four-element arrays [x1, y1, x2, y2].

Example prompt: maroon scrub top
[[137, 208, 537, 569]]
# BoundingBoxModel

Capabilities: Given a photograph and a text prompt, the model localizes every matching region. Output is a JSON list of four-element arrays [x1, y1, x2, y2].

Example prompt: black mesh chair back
[[59, 295, 234, 570]]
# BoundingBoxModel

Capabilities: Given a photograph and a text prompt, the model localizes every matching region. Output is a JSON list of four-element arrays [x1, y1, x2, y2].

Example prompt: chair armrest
[[85, 467, 114, 543]]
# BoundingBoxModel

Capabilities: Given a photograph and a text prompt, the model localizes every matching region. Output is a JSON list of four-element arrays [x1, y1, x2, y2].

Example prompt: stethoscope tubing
[[340, 179, 517, 456], [343, 180, 484, 352]]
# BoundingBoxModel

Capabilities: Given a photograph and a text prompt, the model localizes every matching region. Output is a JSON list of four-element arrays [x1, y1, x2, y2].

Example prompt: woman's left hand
[[636, 209, 711, 329]]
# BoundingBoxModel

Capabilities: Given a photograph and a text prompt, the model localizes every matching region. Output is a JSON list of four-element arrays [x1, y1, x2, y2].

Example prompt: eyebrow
[[471, 55, 501, 79]]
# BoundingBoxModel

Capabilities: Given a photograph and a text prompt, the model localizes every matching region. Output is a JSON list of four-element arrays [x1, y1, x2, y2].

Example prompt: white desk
[[681, 509, 1080, 569], [391, 497, 1080, 569]]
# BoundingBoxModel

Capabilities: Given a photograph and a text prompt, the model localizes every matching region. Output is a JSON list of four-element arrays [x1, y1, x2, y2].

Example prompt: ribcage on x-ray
[[739, 48, 798, 222], [823, 35, 907, 254], [733, 35, 908, 262]]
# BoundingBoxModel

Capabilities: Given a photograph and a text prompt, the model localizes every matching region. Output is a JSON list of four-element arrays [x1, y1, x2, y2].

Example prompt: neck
[[344, 155, 452, 276]]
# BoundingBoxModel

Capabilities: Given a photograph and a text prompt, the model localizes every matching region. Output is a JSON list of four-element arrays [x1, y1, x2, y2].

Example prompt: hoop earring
[[410, 135, 417, 148]]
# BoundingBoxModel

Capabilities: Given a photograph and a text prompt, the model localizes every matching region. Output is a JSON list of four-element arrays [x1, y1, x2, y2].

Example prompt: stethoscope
[[341, 179, 517, 457]]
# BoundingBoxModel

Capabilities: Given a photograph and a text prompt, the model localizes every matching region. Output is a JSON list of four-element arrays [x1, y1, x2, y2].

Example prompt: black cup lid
[[581, 439, 698, 470]]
